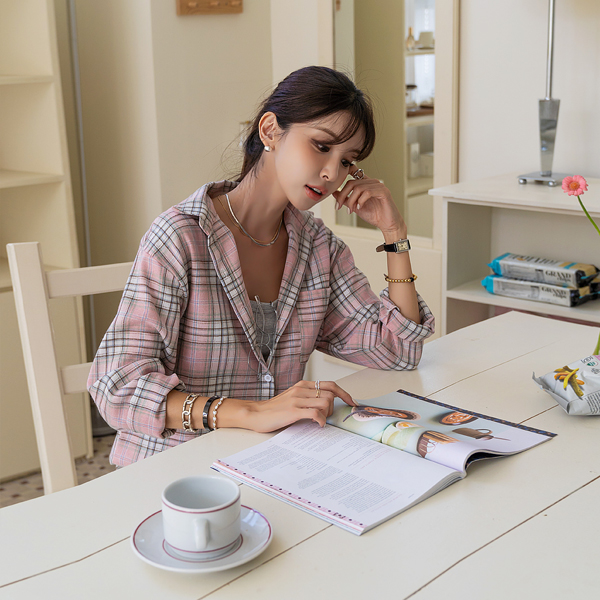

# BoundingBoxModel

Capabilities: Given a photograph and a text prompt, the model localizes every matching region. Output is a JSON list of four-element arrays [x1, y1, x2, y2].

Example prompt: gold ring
[[315, 380, 321, 398], [352, 168, 365, 180]]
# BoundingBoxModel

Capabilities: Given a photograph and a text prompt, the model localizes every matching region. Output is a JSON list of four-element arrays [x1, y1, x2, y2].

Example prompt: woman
[[88, 66, 435, 467]]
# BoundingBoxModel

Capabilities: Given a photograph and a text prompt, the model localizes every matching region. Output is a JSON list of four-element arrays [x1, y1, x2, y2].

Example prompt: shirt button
[[264, 374, 273, 382]]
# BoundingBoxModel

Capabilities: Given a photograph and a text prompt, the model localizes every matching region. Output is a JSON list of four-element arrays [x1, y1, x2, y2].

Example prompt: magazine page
[[327, 389, 556, 474], [213, 420, 462, 535]]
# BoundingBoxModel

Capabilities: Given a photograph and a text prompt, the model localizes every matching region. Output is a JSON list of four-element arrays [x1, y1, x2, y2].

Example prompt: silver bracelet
[[182, 393, 201, 432], [211, 396, 226, 430]]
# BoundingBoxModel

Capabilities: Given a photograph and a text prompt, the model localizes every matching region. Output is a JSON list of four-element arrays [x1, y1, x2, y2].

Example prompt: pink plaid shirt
[[88, 181, 435, 466]]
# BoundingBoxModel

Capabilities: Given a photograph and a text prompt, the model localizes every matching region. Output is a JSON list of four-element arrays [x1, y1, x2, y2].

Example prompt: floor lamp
[[518, 0, 568, 186]]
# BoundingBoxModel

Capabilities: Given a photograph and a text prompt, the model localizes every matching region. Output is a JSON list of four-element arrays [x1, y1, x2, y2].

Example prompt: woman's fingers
[[349, 165, 365, 180], [255, 381, 354, 432], [283, 399, 328, 428], [301, 408, 327, 427], [334, 179, 380, 214], [317, 381, 356, 407], [288, 385, 339, 426], [333, 167, 369, 204]]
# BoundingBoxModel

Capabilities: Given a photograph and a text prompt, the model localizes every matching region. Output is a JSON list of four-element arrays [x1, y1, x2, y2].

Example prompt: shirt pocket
[[294, 288, 330, 363]]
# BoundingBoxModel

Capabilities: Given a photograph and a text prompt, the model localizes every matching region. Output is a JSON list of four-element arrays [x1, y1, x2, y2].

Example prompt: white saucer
[[131, 505, 272, 573]]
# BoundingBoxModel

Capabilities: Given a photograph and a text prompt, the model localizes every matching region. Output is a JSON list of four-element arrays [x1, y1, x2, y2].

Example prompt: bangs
[[309, 105, 375, 162]]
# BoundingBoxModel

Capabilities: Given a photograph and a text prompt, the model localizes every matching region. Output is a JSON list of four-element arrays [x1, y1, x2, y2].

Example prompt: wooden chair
[[7, 242, 133, 494]]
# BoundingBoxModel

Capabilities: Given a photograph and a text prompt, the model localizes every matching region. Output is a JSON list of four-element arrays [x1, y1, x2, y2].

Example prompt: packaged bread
[[533, 356, 600, 415], [488, 253, 599, 288], [481, 275, 597, 307]]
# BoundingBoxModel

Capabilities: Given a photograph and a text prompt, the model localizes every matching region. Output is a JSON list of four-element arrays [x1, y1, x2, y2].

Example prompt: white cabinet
[[432, 173, 600, 334], [0, 0, 91, 479]]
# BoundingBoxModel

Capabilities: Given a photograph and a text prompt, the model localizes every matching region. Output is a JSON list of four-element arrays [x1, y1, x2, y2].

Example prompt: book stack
[[481, 253, 600, 308]]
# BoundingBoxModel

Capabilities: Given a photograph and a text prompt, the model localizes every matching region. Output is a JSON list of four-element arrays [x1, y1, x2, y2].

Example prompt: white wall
[[75, 0, 163, 265], [149, 0, 274, 209], [71, 0, 273, 338], [334, 0, 355, 79], [75, 0, 273, 264], [459, 0, 600, 181], [270, 0, 333, 86]]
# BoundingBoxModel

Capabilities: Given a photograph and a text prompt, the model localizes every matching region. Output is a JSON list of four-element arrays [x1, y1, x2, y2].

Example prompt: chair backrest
[[7, 242, 133, 494]]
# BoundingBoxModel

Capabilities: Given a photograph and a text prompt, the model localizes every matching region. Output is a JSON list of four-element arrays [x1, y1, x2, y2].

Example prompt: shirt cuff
[[379, 288, 435, 342], [126, 372, 183, 439]]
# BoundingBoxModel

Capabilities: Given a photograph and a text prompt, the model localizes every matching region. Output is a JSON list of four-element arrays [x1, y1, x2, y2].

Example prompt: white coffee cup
[[162, 475, 241, 561]]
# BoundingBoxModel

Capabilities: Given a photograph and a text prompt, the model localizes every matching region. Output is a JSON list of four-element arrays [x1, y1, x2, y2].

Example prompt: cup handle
[[193, 518, 210, 549]]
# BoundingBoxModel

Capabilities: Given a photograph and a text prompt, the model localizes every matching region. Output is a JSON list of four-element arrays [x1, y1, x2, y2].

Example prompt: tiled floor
[[0, 434, 116, 508]]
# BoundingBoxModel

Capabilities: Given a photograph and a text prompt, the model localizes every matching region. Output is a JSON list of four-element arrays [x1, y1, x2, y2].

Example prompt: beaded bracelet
[[384, 273, 418, 283], [211, 396, 227, 430], [182, 393, 201, 432]]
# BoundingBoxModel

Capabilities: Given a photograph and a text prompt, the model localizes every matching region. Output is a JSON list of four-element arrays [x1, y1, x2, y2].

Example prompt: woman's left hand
[[332, 167, 407, 239]]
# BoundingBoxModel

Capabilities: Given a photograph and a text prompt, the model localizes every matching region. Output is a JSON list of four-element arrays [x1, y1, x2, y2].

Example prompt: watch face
[[395, 240, 410, 252]]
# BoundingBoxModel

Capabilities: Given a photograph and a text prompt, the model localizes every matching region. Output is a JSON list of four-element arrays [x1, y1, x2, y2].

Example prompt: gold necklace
[[218, 194, 283, 247]]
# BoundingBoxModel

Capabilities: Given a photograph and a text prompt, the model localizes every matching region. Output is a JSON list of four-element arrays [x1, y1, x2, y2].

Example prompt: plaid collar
[[176, 180, 320, 238], [176, 181, 321, 367]]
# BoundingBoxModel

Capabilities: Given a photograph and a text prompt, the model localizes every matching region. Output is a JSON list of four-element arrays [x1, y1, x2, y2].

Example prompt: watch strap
[[376, 239, 411, 253]]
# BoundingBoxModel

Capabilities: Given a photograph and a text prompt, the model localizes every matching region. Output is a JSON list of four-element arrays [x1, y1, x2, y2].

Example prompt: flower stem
[[577, 195, 600, 238], [577, 196, 600, 356], [575, 195, 600, 355]]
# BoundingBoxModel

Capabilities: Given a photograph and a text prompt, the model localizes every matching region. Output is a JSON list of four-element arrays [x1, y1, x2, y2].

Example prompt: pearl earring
[[264, 146, 271, 152]]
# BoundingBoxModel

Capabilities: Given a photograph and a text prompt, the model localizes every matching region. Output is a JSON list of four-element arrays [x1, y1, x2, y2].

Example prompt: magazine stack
[[481, 252, 600, 308]]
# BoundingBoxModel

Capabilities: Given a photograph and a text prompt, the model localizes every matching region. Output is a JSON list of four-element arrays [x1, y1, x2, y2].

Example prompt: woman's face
[[272, 112, 365, 211]]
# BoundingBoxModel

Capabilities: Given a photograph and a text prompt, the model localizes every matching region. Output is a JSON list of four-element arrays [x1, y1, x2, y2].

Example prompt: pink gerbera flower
[[562, 175, 588, 196]]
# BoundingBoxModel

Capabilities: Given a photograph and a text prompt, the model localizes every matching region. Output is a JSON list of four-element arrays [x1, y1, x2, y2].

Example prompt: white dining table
[[1, 311, 598, 600]]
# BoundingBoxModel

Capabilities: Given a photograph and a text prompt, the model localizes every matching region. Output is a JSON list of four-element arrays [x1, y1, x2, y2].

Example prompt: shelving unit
[[406, 48, 435, 57], [0, 169, 64, 189], [0, 0, 91, 480], [431, 173, 600, 334], [0, 75, 54, 85], [404, 0, 435, 239], [406, 113, 434, 128], [319, 0, 446, 357]]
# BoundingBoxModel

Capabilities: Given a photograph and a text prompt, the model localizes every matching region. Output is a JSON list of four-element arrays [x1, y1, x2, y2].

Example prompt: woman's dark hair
[[236, 66, 376, 182]]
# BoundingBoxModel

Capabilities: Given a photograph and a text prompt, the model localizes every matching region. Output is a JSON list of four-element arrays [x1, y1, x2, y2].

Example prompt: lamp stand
[[518, 0, 567, 186]]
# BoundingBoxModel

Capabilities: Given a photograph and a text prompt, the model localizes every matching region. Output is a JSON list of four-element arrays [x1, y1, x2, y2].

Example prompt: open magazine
[[212, 389, 555, 535]]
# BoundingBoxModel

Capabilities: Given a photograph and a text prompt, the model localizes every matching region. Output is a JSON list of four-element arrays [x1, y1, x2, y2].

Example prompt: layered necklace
[[218, 193, 283, 247]]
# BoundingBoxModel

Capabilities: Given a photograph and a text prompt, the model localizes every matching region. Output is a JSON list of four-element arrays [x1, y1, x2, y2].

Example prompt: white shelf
[[406, 114, 434, 127], [0, 169, 64, 189], [0, 0, 91, 479], [431, 172, 600, 218], [406, 48, 435, 56], [441, 173, 600, 333], [0, 75, 54, 85], [446, 279, 600, 325], [406, 176, 433, 196]]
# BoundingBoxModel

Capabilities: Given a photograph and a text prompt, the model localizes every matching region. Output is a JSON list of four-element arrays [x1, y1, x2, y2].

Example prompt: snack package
[[533, 356, 600, 415], [488, 253, 599, 288], [481, 275, 597, 307]]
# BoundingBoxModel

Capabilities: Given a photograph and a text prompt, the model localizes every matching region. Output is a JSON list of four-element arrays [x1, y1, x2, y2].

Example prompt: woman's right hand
[[245, 380, 357, 433]]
